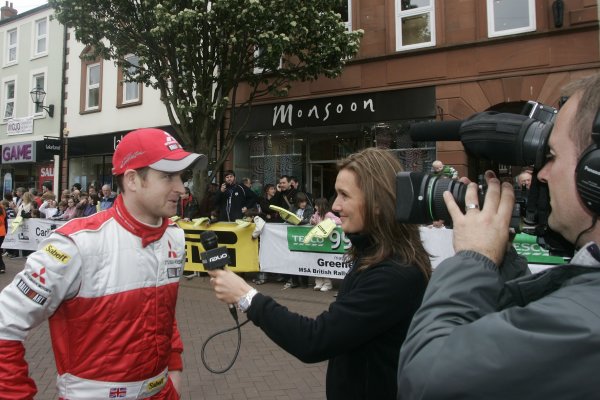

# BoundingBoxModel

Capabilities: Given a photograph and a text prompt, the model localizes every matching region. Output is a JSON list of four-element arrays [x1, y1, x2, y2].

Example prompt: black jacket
[[247, 234, 428, 400], [271, 188, 297, 211], [215, 184, 253, 221]]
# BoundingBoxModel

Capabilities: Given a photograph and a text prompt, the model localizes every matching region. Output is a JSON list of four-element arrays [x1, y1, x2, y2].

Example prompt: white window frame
[[253, 46, 283, 75], [395, 0, 436, 52], [338, 0, 352, 31], [5, 28, 18, 65], [2, 77, 16, 121], [31, 69, 47, 116], [487, 0, 536, 38], [86, 62, 101, 111], [122, 54, 140, 104], [33, 17, 48, 58]]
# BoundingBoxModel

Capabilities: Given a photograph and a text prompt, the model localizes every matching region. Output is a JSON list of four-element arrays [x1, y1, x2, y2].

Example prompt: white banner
[[258, 224, 456, 278], [3, 219, 66, 251], [6, 116, 34, 135]]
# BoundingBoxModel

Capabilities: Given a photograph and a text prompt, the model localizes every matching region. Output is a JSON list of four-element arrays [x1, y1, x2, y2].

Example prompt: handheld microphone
[[200, 230, 230, 270], [200, 230, 237, 320]]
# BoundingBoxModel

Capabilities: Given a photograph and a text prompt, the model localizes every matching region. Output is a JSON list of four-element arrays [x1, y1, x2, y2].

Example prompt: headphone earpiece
[[575, 109, 600, 215]]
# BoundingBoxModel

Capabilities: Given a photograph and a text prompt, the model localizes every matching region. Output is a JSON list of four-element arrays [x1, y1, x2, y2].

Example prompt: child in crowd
[[285, 192, 314, 289], [53, 198, 77, 220], [39, 192, 58, 219], [293, 192, 314, 225], [310, 198, 342, 292]]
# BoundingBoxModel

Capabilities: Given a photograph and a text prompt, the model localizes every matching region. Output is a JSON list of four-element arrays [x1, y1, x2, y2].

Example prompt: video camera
[[396, 101, 573, 256]]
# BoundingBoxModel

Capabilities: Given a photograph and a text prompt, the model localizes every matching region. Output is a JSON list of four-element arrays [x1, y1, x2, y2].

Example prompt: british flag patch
[[109, 387, 127, 398]]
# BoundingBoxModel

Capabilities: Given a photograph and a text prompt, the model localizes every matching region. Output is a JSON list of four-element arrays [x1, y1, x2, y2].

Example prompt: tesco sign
[[2, 142, 36, 164]]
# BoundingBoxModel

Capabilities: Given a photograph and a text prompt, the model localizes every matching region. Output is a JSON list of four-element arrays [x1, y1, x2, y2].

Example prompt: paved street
[[0, 257, 333, 399]]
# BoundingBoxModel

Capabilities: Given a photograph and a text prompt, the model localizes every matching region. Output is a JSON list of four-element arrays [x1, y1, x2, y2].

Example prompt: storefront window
[[391, 121, 436, 173], [0, 165, 34, 196], [69, 155, 113, 191], [245, 120, 435, 198], [248, 133, 304, 189]]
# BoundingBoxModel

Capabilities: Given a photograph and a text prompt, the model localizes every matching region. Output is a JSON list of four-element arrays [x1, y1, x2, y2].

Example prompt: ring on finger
[[465, 203, 479, 210]]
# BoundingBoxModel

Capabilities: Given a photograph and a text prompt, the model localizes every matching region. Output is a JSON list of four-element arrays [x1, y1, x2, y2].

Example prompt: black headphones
[[575, 109, 600, 215]]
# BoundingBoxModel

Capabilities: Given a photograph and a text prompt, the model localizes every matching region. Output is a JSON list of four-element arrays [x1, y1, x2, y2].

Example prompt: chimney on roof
[[1, 2, 17, 20]]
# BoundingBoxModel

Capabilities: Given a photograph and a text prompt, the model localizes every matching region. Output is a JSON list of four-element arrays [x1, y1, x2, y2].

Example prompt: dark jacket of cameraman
[[246, 233, 427, 400], [215, 184, 252, 222], [398, 244, 600, 399]]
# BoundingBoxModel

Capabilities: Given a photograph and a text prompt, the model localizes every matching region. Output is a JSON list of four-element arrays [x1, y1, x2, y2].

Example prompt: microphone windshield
[[200, 230, 219, 250]]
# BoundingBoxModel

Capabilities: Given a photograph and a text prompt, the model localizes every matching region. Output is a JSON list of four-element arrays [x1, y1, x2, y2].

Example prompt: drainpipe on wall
[[57, 24, 68, 192]]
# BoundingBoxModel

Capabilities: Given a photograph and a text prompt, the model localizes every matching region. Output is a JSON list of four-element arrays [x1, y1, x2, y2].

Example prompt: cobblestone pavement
[[0, 257, 335, 399]]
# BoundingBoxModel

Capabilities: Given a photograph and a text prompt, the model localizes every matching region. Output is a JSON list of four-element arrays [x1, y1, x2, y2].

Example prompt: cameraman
[[397, 73, 600, 399], [215, 170, 252, 222]]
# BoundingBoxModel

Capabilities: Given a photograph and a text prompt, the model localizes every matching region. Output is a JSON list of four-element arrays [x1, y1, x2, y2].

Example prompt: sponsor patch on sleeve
[[43, 244, 72, 264], [167, 267, 182, 279], [16, 279, 48, 305]]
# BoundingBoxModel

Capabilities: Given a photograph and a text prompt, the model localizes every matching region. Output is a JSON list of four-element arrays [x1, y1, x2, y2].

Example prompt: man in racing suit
[[0, 128, 207, 399]]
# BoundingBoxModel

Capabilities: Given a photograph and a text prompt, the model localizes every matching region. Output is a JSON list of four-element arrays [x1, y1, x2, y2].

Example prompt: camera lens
[[426, 176, 467, 222]]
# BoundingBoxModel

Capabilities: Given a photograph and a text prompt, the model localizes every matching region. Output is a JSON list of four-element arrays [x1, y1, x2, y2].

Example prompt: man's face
[[102, 187, 112, 197], [278, 178, 290, 191], [130, 169, 185, 225], [290, 180, 298, 189], [225, 174, 235, 185], [538, 93, 590, 244], [518, 174, 532, 189]]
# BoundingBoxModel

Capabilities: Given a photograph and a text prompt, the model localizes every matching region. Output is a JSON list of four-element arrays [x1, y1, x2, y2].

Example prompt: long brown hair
[[338, 148, 431, 279]]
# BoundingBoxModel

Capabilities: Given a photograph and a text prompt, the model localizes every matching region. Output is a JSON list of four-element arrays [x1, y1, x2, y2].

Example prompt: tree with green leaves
[[50, 0, 362, 200]]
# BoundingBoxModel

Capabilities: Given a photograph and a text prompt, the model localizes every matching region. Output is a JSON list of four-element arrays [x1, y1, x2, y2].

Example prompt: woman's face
[[67, 199, 75, 208], [332, 169, 366, 234]]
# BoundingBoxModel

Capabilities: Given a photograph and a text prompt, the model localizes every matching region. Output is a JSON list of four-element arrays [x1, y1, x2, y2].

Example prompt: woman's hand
[[207, 269, 253, 305]]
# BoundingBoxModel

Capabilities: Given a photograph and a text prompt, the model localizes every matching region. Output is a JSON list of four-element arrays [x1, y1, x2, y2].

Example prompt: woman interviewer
[[208, 147, 431, 400]]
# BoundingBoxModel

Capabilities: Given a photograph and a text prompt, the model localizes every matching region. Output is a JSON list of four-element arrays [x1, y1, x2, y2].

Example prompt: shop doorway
[[309, 162, 338, 201]]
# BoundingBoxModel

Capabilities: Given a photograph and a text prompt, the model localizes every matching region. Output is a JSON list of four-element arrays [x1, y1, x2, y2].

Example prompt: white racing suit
[[0, 195, 184, 399]]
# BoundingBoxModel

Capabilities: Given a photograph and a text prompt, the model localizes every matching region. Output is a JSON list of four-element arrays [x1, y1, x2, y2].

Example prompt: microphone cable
[[200, 304, 251, 374]]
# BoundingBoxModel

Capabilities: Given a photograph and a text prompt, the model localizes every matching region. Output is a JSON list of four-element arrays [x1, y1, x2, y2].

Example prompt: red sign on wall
[[37, 164, 54, 192]]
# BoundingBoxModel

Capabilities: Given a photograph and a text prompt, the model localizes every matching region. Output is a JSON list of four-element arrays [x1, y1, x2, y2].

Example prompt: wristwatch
[[237, 288, 258, 313]]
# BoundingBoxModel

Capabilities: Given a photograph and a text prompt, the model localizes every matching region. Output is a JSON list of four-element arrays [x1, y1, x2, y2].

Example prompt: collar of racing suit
[[112, 194, 170, 247]]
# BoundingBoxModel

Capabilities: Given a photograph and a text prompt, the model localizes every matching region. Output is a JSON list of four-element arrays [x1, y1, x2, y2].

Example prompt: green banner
[[286, 226, 351, 254], [513, 233, 565, 265]]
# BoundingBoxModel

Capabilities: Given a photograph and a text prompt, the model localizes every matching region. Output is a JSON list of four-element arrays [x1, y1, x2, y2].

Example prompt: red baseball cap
[[112, 128, 207, 175]]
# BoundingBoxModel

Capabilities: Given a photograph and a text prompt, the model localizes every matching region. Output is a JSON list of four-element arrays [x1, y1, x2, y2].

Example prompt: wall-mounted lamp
[[29, 87, 54, 118]]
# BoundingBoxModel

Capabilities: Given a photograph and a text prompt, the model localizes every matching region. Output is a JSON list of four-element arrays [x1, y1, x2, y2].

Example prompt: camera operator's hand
[[208, 268, 253, 305], [444, 170, 515, 266]]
